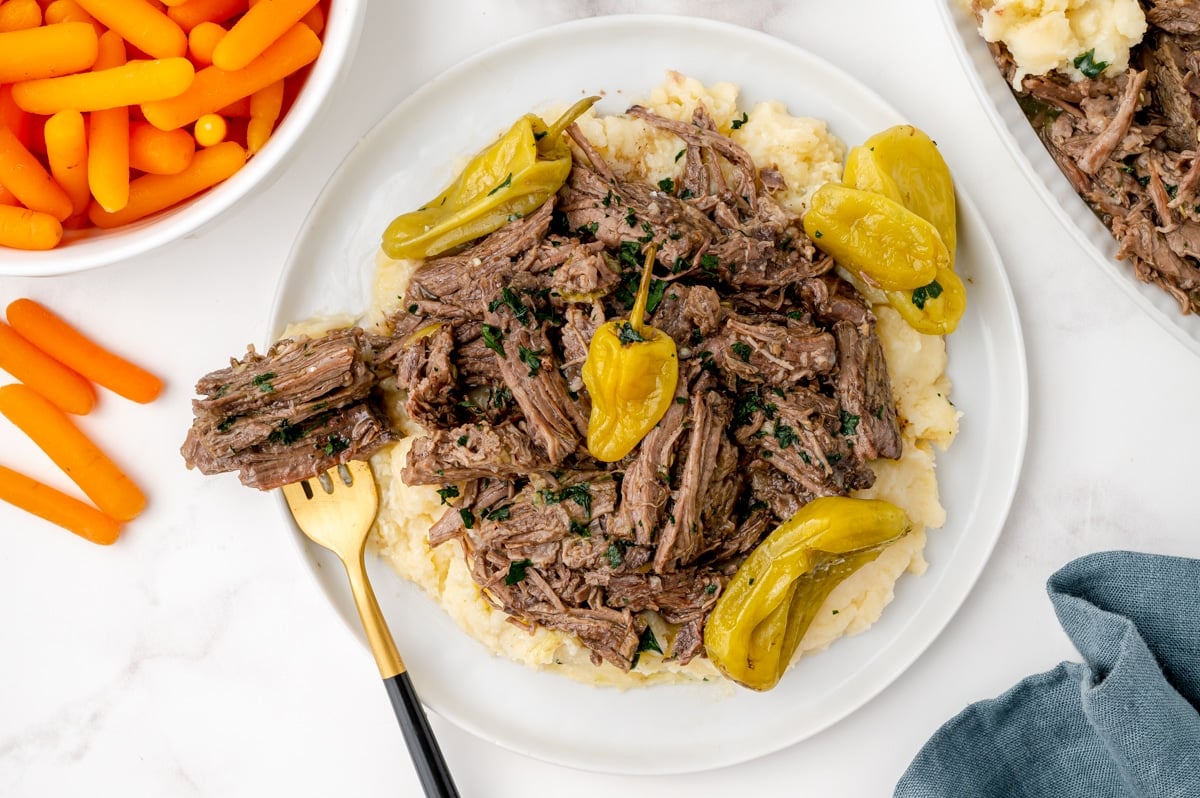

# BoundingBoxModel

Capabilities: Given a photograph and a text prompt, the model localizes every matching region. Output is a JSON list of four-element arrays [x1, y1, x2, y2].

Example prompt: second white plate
[[268, 15, 1028, 775]]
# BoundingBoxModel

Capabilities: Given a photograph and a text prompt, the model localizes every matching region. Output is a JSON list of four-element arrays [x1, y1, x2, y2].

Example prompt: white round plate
[[937, 0, 1200, 357], [268, 15, 1028, 775]]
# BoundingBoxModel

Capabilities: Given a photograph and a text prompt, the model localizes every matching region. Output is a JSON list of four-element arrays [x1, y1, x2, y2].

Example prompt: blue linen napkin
[[895, 550, 1200, 798]]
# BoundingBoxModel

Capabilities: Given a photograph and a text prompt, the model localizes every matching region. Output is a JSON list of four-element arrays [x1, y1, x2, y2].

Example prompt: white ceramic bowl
[[0, 2, 366, 278], [938, 0, 1200, 356]]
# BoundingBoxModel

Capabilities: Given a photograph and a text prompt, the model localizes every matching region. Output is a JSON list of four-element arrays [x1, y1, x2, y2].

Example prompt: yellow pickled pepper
[[382, 96, 599, 260], [703, 496, 912, 691], [582, 245, 679, 462]]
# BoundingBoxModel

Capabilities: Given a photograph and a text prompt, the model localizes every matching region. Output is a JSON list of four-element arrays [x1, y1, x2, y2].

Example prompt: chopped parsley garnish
[[674, 149, 685, 162], [730, 111, 749, 130], [487, 287, 531, 325], [704, 584, 718, 595], [605, 542, 624, 568], [637, 626, 662, 654], [786, 310, 804, 320], [840, 411, 861, 436], [618, 239, 642, 269], [617, 321, 646, 345], [267, 420, 305, 445], [734, 389, 777, 425], [569, 520, 591, 537], [252, 372, 277, 392], [911, 279, 944, 310], [679, 188, 695, 200], [216, 415, 239, 433], [699, 253, 720, 274], [615, 271, 666, 314], [625, 209, 638, 227], [813, 230, 823, 239], [481, 323, 505, 356], [730, 341, 752, 363], [540, 483, 593, 517], [407, 304, 418, 313], [486, 172, 513, 196], [576, 221, 600, 237], [456, 435, 469, 446], [602, 190, 614, 207], [675, 396, 688, 404], [1073, 48, 1109, 79], [773, 421, 799, 449], [320, 435, 350, 457], [436, 485, 460, 505], [484, 504, 512, 522], [459, 508, 475, 529], [518, 345, 545, 377], [504, 559, 533, 585], [657, 177, 675, 193]]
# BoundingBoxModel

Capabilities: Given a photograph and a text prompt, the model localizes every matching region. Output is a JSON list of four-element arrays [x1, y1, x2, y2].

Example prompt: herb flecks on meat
[[986, 9, 1200, 314], [394, 106, 904, 672]]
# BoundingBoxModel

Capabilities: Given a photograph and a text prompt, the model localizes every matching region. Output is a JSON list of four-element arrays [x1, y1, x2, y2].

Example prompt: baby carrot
[[0, 123, 74, 220], [212, 0, 317, 72], [88, 139, 244, 227], [43, 0, 103, 33], [0, 384, 146, 521], [300, 3, 323, 36], [43, 109, 90, 215], [0, 85, 31, 149], [246, 78, 282, 155], [0, 185, 18, 205], [12, 58, 196, 114], [7, 298, 165, 403], [0, 320, 95, 414], [166, 0, 243, 33], [0, 0, 42, 32], [187, 20, 225, 65], [141, 22, 320, 130], [128, 120, 194, 174], [0, 204, 64, 249], [74, 0, 187, 58], [0, 464, 121, 545], [88, 30, 130, 213], [0, 22, 98, 84]]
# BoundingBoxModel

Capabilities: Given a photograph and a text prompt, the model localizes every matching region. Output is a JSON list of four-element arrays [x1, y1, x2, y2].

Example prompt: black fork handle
[[383, 672, 461, 797]]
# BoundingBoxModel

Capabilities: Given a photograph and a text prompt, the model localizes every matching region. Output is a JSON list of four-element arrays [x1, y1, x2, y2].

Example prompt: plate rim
[[267, 13, 1029, 774]]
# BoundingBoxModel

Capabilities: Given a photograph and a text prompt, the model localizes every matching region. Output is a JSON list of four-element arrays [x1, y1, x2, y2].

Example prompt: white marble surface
[[1, 1, 1198, 796]]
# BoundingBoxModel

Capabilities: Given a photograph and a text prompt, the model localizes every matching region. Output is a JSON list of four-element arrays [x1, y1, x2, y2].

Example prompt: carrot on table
[[43, 109, 90, 215], [12, 58, 196, 114], [0, 123, 74, 220], [7, 298, 164, 404], [212, 0, 318, 72], [0, 464, 121, 545], [141, 22, 320, 130], [0, 384, 145, 521], [88, 30, 130, 213], [128, 120, 194, 174], [0, 321, 95, 414], [74, 0, 186, 58], [187, 20, 225, 65], [0, 23, 99, 83], [0, 0, 43, 32], [246, 78, 282, 155], [166, 0, 244, 33], [0, 205, 64, 249], [88, 139, 244, 226]]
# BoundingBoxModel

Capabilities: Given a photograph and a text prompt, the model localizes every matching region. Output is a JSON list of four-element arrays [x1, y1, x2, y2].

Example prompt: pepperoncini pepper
[[703, 496, 911, 691], [803, 183, 947, 291], [843, 124, 957, 265], [382, 96, 599, 260], [582, 245, 679, 462]]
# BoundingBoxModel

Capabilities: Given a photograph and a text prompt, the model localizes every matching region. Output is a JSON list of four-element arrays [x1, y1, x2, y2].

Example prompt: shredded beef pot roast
[[182, 106, 904, 673], [987, 3, 1200, 314]]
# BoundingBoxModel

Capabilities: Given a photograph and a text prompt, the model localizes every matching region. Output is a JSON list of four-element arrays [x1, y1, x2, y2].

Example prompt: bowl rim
[[0, 0, 367, 278]]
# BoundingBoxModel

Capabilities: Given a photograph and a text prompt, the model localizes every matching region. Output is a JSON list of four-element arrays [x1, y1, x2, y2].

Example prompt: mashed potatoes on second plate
[[365, 74, 960, 688], [963, 0, 1147, 88]]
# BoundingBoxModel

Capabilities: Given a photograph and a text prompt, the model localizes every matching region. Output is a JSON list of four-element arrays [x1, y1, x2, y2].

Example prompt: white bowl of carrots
[[0, 0, 365, 276]]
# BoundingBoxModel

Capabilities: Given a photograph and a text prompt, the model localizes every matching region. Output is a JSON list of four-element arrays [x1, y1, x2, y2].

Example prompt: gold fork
[[282, 460, 459, 798]]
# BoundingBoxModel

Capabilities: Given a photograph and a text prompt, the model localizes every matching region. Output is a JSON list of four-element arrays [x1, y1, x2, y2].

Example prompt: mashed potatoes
[[365, 75, 959, 688], [963, 0, 1147, 88]]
